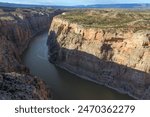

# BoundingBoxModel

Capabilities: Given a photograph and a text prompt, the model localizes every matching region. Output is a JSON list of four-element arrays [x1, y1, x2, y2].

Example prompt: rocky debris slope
[[0, 72, 50, 99], [48, 10, 150, 99], [0, 8, 61, 99]]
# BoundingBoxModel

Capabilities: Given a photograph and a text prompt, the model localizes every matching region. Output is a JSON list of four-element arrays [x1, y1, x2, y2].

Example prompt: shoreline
[[54, 63, 137, 100]]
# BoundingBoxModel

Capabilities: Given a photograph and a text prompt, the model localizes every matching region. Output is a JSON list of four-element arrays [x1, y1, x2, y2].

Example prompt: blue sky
[[0, 0, 150, 5]]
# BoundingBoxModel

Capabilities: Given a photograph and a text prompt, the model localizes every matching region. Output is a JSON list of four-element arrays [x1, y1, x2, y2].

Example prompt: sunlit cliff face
[[48, 10, 150, 99]]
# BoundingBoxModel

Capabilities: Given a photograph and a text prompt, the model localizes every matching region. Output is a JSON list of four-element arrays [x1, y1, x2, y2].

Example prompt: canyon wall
[[0, 8, 61, 99], [48, 17, 150, 99]]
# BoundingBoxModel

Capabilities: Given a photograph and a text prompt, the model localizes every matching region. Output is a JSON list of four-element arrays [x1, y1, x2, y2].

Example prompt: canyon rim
[[48, 9, 150, 99]]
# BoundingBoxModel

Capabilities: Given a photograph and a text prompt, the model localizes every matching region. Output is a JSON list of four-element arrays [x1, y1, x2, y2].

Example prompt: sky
[[0, 0, 150, 6]]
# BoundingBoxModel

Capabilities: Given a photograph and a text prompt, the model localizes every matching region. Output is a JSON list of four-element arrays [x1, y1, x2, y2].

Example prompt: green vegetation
[[59, 9, 150, 30]]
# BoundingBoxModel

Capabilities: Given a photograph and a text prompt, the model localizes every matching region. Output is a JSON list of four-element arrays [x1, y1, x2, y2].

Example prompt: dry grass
[[0, 16, 14, 21], [59, 9, 150, 31]]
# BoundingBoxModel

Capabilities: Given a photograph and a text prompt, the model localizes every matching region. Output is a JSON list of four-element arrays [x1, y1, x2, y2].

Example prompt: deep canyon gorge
[[0, 7, 62, 99], [48, 10, 150, 99], [23, 31, 132, 99], [0, 8, 150, 99]]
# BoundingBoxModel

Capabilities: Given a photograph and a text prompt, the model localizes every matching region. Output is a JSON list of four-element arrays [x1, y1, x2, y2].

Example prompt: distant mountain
[[0, 2, 48, 8], [0, 2, 150, 9], [83, 3, 150, 8], [52, 3, 150, 9]]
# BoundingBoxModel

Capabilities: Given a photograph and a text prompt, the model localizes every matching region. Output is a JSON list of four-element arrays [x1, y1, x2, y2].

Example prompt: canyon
[[1, 8, 149, 100], [0, 7, 62, 99], [48, 10, 150, 99]]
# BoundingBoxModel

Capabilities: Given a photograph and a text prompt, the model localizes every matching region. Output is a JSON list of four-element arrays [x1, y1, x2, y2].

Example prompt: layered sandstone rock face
[[0, 8, 55, 72], [48, 10, 150, 99], [0, 8, 60, 99]]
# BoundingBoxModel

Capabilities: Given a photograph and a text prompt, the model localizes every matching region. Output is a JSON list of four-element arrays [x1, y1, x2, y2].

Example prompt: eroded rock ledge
[[0, 8, 62, 99], [48, 10, 150, 99], [0, 72, 50, 99]]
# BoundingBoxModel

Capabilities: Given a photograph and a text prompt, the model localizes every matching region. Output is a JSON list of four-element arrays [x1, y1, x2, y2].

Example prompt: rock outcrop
[[0, 8, 62, 99], [48, 10, 150, 99], [0, 72, 50, 99], [0, 8, 61, 73]]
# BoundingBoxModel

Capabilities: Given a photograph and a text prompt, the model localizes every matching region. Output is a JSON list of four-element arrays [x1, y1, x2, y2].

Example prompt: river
[[22, 31, 133, 100]]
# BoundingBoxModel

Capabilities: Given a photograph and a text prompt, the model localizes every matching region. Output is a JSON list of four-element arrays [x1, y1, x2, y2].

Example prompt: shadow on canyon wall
[[47, 31, 150, 99], [0, 9, 64, 73]]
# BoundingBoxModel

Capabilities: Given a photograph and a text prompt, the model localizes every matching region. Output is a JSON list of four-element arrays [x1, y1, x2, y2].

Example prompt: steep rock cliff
[[48, 10, 150, 99], [0, 8, 61, 73], [0, 8, 61, 99]]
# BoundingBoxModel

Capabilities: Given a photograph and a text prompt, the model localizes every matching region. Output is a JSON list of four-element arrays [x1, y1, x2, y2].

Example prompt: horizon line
[[0, 2, 150, 6]]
